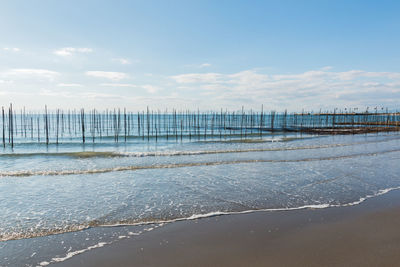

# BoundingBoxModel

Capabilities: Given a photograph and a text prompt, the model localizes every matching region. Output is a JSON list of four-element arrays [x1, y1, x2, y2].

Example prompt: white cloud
[[142, 85, 160, 94], [113, 58, 131, 65], [0, 79, 13, 84], [86, 71, 128, 81], [79, 92, 123, 99], [101, 83, 160, 93], [39, 89, 70, 97], [171, 73, 222, 84], [100, 83, 161, 93], [169, 69, 400, 110], [185, 63, 212, 68], [2, 66, 399, 111], [3, 68, 59, 80], [100, 83, 137, 87], [38, 89, 123, 100], [3, 47, 20, 52], [199, 63, 211, 68], [57, 83, 83, 87], [54, 47, 93, 56], [321, 66, 333, 71]]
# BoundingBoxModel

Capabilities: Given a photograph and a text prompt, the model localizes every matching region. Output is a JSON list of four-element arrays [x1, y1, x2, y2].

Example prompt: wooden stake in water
[[56, 109, 60, 144], [30, 116, 33, 140], [240, 106, 244, 139], [147, 107, 150, 141], [124, 108, 127, 142], [44, 106, 49, 145], [81, 108, 85, 143], [259, 105, 263, 138], [271, 111, 275, 131], [37, 117, 40, 142], [9, 104, 14, 148], [2, 106, 4, 148]]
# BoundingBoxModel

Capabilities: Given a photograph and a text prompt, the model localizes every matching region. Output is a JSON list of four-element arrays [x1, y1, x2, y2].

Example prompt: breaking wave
[[1, 136, 399, 159], [1, 148, 400, 178]]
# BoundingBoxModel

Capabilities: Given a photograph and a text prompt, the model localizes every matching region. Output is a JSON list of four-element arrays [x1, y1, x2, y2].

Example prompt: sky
[[0, 0, 399, 112]]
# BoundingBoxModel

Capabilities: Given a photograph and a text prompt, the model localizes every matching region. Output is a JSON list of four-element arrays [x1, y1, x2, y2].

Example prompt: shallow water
[[1, 131, 400, 266]]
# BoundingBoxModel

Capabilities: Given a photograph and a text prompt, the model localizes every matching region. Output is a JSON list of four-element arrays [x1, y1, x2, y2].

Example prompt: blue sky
[[0, 0, 399, 111]]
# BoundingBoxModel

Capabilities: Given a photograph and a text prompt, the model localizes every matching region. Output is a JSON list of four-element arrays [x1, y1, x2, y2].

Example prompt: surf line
[[1, 149, 400, 178], [1, 136, 400, 159]]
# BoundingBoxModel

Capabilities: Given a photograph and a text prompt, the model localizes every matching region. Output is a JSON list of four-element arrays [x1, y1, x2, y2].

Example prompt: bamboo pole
[[2, 107, 4, 148]]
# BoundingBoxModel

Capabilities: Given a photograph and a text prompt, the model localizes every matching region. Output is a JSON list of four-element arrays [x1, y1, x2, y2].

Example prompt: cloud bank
[[85, 71, 128, 81], [170, 69, 400, 110], [1, 67, 399, 111]]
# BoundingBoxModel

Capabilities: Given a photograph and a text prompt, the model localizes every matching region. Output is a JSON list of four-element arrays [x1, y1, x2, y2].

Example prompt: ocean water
[[1, 125, 400, 266]]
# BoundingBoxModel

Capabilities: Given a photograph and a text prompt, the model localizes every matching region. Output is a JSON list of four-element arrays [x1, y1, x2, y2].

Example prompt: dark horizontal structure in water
[[1, 104, 400, 147]]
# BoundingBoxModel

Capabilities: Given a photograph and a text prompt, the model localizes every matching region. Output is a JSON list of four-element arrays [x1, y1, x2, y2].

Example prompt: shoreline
[[54, 188, 400, 267]]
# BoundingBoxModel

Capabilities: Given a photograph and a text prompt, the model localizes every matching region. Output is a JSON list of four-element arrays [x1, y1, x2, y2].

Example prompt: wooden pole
[[2, 107, 4, 148]]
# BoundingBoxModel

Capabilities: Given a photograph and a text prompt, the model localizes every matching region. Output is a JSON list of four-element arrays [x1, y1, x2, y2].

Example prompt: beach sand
[[55, 190, 400, 267]]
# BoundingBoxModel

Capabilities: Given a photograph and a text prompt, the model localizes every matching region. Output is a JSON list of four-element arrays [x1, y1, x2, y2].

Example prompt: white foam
[[51, 242, 108, 263], [32, 186, 400, 266], [341, 186, 400, 207], [187, 211, 228, 220], [128, 231, 140, 236], [98, 186, 400, 228]]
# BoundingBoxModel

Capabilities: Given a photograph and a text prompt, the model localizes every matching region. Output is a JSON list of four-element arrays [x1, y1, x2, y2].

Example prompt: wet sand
[[55, 190, 400, 267]]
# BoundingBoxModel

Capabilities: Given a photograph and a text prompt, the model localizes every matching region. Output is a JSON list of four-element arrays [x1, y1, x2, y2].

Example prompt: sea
[[1, 113, 400, 266]]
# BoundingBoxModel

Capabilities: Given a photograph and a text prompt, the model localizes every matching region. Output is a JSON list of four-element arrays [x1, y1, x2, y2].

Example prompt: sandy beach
[[54, 189, 400, 267]]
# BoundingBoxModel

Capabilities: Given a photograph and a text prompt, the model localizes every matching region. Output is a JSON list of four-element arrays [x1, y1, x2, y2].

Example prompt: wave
[[194, 136, 310, 143], [0, 151, 120, 158], [2, 186, 400, 244], [0, 133, 288, 146], [1, 148, 400, 178], [1, 136, 399, 159]]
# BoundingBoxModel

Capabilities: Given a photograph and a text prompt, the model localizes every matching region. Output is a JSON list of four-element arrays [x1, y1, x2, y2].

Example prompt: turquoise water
[[1, 129, 400, 266]]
